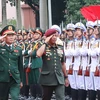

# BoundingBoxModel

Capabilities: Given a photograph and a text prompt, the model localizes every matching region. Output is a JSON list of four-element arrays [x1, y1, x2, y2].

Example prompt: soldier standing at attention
[[0, 25, 23, 100], [37, 28, 69, 100], [64, 23, 75, 99]]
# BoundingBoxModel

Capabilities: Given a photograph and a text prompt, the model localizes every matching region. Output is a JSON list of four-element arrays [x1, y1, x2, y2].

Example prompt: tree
[[7, 0, 22, 29], [1, 0, 7, 28], [65, 0, 100, 25]]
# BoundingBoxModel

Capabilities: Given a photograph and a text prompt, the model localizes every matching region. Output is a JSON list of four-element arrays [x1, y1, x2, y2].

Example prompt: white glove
[[87, 49, 91, 56], [72, 49, 80, 57], [95, 48, 100, 56], [80, 48, 87, 56], [90, 50, 97, 57], [65, 49, 73, 57], [28, 50, 32, 54], [22, 50, 25, 55]]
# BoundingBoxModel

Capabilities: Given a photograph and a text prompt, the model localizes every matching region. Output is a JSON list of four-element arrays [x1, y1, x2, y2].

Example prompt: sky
[[0, 1, 24, 22]]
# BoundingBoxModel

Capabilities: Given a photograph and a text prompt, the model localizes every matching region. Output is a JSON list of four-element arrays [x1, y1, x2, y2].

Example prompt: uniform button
[[55, 63, 57, 65], [9, 64, 10, 66], [9, 58, 10, 60], [8, 70, 10, 72], [55, 67, 56, 68], [54, 57, 56, 58], [55, 70, 56, 72], [9, 53, 11, 54], [54, 60, 56, 62]]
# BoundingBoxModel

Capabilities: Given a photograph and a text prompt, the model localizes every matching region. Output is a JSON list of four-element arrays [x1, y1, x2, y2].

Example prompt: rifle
[[94, 41, 100, 76], [84, 41, 90, 76], [67, 41, 74, 75], [78, 56, 82, 75], [78, 41, 83, 75], [68, 57, 74, 75], [25, 44, 32, 85]]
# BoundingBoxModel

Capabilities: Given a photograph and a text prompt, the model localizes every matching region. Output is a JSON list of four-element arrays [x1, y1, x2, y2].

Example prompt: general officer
[[0, 25, 23, 100], [37, 28, 69, 100]]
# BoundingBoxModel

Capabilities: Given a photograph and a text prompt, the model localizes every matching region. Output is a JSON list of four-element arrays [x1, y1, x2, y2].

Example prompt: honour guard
[[90, 20, 100, 100], [84, 21, 97, 100], [23, 28, 43, 99], [64, 23, 76, 99], [0, 25, 23, 100], [71, 22, 87, 100]]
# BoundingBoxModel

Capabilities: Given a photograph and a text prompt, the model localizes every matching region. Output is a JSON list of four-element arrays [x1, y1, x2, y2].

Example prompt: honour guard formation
[[1, 20, 100, 100]]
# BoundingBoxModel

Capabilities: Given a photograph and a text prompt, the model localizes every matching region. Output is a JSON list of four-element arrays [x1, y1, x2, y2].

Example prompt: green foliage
[[7, 18, 17, 27], [65, 0, 100, 25]]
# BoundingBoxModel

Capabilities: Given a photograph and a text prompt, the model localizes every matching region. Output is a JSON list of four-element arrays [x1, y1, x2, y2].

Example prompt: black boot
[[78, 89, 87, 100], [97, 90, 100, 100], [71, 88, 78, 100], [88, 90, 96, 100]]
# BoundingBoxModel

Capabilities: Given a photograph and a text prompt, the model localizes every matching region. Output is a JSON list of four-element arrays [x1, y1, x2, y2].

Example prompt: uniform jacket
[[0, 44, 23, 83], [39, 44, 65, 85]]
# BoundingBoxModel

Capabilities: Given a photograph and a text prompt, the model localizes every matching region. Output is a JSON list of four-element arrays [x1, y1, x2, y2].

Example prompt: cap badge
[[8, 26, 13, 31]]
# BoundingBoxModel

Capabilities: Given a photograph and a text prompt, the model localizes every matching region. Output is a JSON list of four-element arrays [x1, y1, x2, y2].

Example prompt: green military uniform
[[23, 40, 43, 85], [39, 43, 65, 100], [0, 25, 23, 100], [39, 44, 65, 85]]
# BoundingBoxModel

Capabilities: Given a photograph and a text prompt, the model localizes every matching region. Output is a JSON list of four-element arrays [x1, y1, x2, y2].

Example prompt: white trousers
[[68, 71, 86, 90]]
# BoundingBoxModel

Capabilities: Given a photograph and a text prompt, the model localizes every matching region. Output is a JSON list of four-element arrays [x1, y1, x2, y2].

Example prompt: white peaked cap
[[94, 20, 100, 27], [51, 25, 61, 34], [75, 22, 86, 32], [66, 23, 75, 30], [86, 21, 94, 29]]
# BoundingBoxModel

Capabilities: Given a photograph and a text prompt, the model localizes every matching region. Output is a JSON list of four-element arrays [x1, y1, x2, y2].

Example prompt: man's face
[[94, 26, 99, 35], [33, 32, 41, 40], [23, 34, 28, 40], [49, 33, 58, 44], [75, 28, 82, 37], [67, 30, 73, 37], [87, 28, 94, 36], [4, 34, 15, 44]]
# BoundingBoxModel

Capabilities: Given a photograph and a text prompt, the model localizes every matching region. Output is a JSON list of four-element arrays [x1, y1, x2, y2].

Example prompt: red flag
[[80, 5, 100, 21]]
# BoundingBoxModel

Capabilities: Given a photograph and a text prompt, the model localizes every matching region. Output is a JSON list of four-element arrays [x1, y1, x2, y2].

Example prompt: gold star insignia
[[8, 26, 13, 30]]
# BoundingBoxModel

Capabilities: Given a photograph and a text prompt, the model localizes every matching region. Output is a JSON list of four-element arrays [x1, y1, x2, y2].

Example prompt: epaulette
[[24, 42, 28, 44], [26, 43, 32, 50], [56, 38, 63, 46]]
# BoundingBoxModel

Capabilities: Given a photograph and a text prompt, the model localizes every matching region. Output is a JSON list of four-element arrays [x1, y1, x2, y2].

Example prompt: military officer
[[0, 25, 23, 100], [37, 28, 69, 100]]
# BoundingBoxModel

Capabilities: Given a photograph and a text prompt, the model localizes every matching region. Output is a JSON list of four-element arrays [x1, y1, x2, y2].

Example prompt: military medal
[[47, 58, 50, 60], [14, 50, 18, 52]]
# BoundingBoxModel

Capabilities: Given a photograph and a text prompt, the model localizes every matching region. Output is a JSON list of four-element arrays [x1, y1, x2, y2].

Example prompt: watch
[[64, 76, 68, 79]]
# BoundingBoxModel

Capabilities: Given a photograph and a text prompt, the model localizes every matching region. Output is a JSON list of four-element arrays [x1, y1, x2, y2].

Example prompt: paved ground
[[9, 94, 98, 100]]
